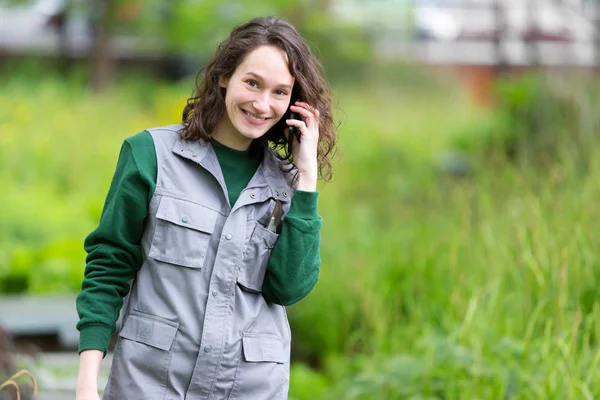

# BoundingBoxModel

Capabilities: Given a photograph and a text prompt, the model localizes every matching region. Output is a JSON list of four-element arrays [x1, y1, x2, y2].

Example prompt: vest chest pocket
[[149, 196, 218, 269], [237, 223, 279, 293]]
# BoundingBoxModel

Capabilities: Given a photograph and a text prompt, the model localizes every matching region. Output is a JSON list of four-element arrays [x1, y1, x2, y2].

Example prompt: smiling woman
[[75, 16, 339, 400], [215, 45, 294, 150], [181, 16, 337, 182]]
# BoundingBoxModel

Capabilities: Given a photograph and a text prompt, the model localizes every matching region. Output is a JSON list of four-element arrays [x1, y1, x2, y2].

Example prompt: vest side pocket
[[149, 196, 218, 269], [106, 311, 179, 400], [228, 332, 289, 400], [237, 223, 279, 293]]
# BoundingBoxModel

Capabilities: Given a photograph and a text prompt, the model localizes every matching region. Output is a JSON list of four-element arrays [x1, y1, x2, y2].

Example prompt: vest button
[[250, 193, 256, 199], [204, 346, 212, 354], [225, 233, 232, 240], [212, 290, 218, 297], [181, 216, 189, 223]]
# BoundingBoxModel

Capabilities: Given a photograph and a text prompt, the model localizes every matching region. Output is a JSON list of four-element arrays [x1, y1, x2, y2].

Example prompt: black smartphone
[[287, 95, 301, 155]]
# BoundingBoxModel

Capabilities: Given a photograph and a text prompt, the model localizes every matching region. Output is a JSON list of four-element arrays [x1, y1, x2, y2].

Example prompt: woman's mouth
[[242, 109, 269, 126]]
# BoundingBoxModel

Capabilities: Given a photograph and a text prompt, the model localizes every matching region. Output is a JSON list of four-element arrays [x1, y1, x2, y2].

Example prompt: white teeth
[[244, 111, 265, 121]]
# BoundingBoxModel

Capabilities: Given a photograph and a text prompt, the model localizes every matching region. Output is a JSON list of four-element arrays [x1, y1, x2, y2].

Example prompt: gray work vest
[[103, 124, 295, 400]]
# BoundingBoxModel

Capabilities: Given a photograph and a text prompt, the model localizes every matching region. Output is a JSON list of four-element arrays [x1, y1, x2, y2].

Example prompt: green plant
[[452, 72, 600, 169], [0, 369, 38, 400], [4, 64, 600, 399]]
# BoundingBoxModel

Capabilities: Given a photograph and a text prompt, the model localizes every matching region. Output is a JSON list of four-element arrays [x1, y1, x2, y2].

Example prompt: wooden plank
[[0, 296, 79, 349]]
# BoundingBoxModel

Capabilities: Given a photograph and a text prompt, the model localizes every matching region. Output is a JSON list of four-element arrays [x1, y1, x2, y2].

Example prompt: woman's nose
[[252, 93, 270, 114]]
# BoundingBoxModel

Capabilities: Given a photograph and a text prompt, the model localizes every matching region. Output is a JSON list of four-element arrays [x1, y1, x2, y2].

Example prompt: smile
[[242, 109, 269, 126], [244, 110, 267, 121]]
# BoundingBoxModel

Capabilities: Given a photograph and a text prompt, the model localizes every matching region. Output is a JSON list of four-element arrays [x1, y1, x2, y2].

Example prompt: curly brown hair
[[180, 16, 337, 182]]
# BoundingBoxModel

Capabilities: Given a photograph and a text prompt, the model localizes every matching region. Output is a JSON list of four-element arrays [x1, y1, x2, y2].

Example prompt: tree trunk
[[595, 0, 600, 69], [525, 0, 538, 66], [492, 0, 508, 77], [0, 326, 16, 400], [90, 0, 116, 92], [0, 327, 14, 377], [0, 328, 36, 400], [47, 6, 73, 76]]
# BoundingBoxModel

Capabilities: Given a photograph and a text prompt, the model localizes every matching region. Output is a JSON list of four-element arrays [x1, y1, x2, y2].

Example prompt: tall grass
[[287, 75, 600, 398], [1, 66, 599, 398]]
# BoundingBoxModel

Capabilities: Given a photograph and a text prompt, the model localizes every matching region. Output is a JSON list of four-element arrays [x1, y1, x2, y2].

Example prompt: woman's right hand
[[76, 349, 103, 400]]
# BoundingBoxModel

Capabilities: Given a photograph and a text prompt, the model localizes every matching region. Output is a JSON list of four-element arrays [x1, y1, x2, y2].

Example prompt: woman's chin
[[236, 124, 271, 140]]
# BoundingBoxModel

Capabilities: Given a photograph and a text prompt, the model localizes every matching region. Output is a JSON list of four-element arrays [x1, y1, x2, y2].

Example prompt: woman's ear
[[219, 76, 228, 88]]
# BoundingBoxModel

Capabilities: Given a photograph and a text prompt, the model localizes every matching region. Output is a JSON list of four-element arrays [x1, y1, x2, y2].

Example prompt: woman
[[75, 16, 337, 400]]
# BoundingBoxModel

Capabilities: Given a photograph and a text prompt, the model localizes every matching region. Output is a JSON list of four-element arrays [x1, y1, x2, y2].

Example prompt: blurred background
[[1, 0, 600, 398]]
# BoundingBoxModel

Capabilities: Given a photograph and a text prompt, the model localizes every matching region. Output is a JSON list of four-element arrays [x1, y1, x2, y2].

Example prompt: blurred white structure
[[331, 0, 600, 66], [0, 0, 159, 59], [1, 0, 598, 67]]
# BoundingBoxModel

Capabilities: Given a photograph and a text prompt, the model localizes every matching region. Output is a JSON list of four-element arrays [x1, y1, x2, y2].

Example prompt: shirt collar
[[173, 133, 294, 201]]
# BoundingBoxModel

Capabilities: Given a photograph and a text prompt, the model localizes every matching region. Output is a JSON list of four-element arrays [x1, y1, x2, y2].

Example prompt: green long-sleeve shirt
[[76, 131, 322, 354]]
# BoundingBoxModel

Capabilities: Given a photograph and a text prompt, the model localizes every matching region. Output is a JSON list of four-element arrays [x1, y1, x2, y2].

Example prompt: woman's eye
[[246, 80, 259, 88], [275, 89, 287, 96]]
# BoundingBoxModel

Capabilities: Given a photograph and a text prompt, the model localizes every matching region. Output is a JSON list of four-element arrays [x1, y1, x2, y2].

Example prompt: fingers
[[286, 101, 320, 146], [290, 102, 318, 117], [294, 101, 319, 116], [289, 102, 320, 127], [285, 118, 307, 131]]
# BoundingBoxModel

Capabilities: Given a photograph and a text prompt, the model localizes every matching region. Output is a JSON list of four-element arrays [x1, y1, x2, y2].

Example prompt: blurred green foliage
[[452, 72, 600, 170], [0, 0, 374, 80], [3, 57, 600, 398]]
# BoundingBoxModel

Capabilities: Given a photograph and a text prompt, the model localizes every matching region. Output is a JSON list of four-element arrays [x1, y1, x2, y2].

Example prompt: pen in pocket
[[266, 200, 283, 233]]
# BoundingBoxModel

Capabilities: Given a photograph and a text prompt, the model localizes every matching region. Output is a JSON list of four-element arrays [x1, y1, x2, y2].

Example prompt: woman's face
[[215, 45, 295, 150]]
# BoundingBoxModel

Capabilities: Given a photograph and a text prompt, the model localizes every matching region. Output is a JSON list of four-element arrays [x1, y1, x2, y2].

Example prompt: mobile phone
[[287, 96, 301, 154]]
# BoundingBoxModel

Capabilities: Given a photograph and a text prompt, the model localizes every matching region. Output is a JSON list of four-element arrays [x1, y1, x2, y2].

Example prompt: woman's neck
[[212, 119, 252, 151]]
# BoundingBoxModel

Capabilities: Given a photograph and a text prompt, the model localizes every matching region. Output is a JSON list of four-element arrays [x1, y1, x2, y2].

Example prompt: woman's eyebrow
[[244, 72, 292, 90]]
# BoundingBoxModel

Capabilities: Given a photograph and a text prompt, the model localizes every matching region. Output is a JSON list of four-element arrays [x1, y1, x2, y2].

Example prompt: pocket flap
[[237, 224, 279, 293], [119, 312, 179, 351], [242, 333, 286, 363], [156, 197, 218, 233]]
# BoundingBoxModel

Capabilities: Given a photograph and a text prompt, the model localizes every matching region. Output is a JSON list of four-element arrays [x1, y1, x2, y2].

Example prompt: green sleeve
[[76, 131, 157, 355], [262, 190, 322, 306]]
